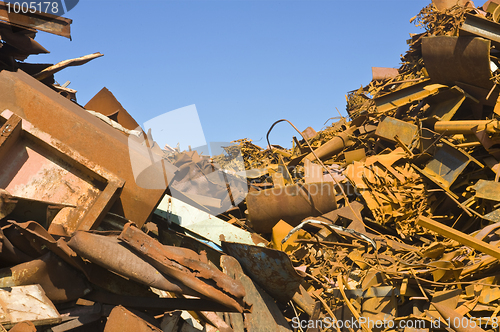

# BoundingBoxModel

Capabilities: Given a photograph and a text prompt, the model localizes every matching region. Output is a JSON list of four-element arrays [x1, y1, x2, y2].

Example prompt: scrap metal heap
[[4, 0, 500, 331], [225, 0, 500, 330]]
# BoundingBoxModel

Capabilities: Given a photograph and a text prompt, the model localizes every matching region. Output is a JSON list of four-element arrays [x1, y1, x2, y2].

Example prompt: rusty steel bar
[[67, 231, 196, 295], [417, 216, 500, 260], [304, 126, 356, 162], [246, 182, 337, 233], [118, 223, 247, 313], [433, 120, 500, 134]]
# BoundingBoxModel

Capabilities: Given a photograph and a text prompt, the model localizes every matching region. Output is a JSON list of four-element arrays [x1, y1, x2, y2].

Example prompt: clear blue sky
[[30, 0, 430, 150]]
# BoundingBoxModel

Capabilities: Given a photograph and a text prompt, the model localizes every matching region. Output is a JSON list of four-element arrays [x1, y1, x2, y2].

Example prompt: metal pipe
[[304, 126, 356, 161], [246, 182, 337, 233], [433, 120, 500, 134]]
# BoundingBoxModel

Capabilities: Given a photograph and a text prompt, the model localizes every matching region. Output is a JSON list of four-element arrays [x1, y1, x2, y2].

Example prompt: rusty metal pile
[[228, 0, 500, 330], [5, 0, 500, 331]]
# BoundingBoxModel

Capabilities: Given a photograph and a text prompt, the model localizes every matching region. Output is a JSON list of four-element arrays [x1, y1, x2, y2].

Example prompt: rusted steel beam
[[0, 69, 166, 228], [246, 182, 337, 233], [434, 120, 500, 134], [305, 302, 321, 332], [121, 223, 246, 298], [424, 86, 471, 121], [118, 223, 248, 313], [0, 1, 72, 38], [0, 108, 22, 153], [374, 79, 443, 113], [417, 216, 500, 260], [460, 12, 500, 49]]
